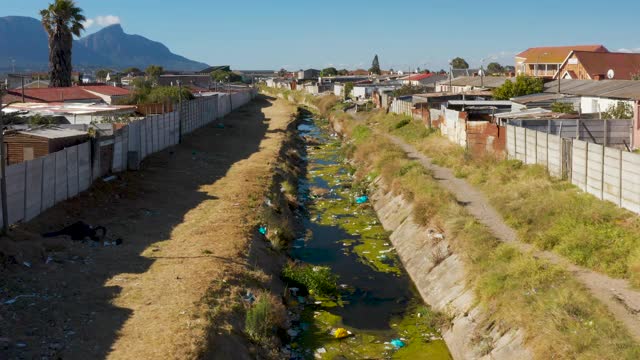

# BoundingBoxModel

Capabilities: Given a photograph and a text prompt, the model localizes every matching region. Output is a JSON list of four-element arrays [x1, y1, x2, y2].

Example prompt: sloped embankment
[[330, 117, 533, 359]]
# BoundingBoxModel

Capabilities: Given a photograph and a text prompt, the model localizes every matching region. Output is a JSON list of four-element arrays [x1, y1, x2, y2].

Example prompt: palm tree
[[40, 0, 85, 87]]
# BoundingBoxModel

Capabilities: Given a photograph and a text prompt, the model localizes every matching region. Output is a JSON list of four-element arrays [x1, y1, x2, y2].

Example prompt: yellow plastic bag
[[334, 328, 349, 339]]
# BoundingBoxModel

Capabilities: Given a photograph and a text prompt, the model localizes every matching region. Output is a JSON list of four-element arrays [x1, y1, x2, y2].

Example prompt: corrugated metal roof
[[544, 79, 640, 100], [511, 92, 574, 104], [439, 76, 511, 88], [494, 108, 551, 119], [448, 100, 512, 106], [16, 127, 88, 139]]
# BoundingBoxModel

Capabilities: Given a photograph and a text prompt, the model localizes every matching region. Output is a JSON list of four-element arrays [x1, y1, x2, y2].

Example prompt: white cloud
[[83, 15, 121, 29], [617, 48, 640, 53]]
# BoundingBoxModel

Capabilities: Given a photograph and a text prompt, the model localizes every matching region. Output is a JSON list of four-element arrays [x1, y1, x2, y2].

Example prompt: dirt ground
[[0, 96, 296, 359]]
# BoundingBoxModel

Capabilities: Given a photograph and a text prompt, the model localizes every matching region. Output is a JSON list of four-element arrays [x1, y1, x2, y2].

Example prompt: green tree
[[40, 0, 86, 87], [337, 69, 349, 76], [95, 69, 112, 81], [602, 101, 634, 119], [321, 67, 338, 77], [369, 54, 381, 75], [277, 68, 288, 77], [550, 102, 577, 114], [486, 62, 504, 75], [122, 67, 142, 75], [210, 69, 242, 83], [343, 82, 354, 99], [145, 65, 164, 80], [493, 75, 544, 100], [451, 57, 469, 69], [392, 85, 426, 97], [147, 86, 194, 104]]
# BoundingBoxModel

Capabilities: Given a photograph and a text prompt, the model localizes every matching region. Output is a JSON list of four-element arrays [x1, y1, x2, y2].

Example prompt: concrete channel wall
[[370, 180, 532, 360], [0, 90, 257, 226]]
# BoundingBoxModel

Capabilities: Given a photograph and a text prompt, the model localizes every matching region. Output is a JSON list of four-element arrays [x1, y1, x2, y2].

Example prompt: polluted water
[[281, 112, 452, 359]]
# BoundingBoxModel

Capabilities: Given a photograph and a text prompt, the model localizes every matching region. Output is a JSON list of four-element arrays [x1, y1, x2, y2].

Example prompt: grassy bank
[[334, 111, 640, 358], [366, 111, 640, 287]]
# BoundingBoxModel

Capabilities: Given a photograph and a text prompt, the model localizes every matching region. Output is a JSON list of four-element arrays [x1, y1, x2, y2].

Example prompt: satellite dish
[[607, 69, 615, 79]]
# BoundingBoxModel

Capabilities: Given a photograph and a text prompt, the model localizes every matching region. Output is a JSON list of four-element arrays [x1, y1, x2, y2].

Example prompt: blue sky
[[5, 0, 640, 71]]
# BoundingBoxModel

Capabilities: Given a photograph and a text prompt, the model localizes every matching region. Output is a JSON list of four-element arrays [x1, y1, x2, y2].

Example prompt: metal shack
[[3, 127, 89, 165]]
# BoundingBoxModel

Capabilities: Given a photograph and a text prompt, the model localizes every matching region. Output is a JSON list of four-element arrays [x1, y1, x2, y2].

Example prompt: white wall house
[[580, 96, 634, 115], [334, 83, 345, 97]]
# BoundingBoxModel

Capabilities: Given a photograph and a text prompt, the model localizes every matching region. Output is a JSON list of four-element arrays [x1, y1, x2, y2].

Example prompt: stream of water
[[284, 113, 452, 359]]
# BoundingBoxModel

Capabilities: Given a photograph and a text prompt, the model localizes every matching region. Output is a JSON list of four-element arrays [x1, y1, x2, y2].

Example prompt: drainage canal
[[282, 112, 452, 359]]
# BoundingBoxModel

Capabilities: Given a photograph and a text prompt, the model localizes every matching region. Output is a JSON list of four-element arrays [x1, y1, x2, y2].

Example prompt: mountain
[[0, 16, 209, 72]]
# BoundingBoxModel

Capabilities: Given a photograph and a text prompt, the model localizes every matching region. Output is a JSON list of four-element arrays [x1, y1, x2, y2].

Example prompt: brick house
[[515, 45, 608, 78], [557, 51, 640, 80]]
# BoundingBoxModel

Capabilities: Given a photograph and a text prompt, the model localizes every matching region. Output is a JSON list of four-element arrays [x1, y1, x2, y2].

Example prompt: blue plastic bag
[[259, 226, 267, 235], [355, 195, 368, 204], [390, 339, 405, 349]]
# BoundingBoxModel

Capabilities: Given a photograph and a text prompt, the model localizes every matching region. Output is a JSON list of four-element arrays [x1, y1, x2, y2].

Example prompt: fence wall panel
[[621, 152, 640, 213], [41, 154, 56, 211], [24, 158, 43, 221], [6, 163, 26, 224], [571, 140, 588, 191], [547, 135, 562, 177], [586, 143, 604, 199], [603, 148, 622, 206], [78, 142, 91, 192], [66, 145, 79, 198], [0, 91, 255, 225]]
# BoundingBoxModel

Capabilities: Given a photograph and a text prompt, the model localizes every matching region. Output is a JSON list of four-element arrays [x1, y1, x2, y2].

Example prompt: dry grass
[[383, 116, 640, 285], [338, 110, 640, 359]]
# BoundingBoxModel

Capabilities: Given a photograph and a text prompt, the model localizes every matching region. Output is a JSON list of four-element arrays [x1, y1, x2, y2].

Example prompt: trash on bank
[[332, 328, 351, 339], [259, 226, 267, 235], [355, 195, 368, 204], [390, 339, 405, 349]]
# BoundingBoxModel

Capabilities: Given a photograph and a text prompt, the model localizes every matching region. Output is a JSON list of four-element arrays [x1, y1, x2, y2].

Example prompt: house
[[352, 84, 401, 100], [3, 102, 137, 125], [436, 76, 511, 93], [542, 79, 640, 148], [297, 69, 320, 81], [451, 68, 480, 79], [514, 45, 608, 78], [2, 86, 131, 105], [401, 73, 448, 89], [557, 51, 640, 80], [3, 127, 89, 165]]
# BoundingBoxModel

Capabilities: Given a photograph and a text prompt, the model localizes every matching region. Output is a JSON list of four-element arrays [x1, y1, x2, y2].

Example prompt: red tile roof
[[516, 45, 608, 63], [80, 85, 131, 96], [570, 51, 640, 80], [405, 73, 434, 81], [2, 86, 129, 104]]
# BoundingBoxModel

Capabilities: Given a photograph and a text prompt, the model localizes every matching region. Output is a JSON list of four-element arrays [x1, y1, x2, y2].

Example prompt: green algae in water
[[290, 116, 451, 359], [296, 301, 452, 360]]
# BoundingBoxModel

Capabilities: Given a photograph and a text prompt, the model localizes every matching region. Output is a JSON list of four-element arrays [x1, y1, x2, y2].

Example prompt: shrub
[[282, 263, 339, 297], [245, 294, 285, 344], [394, 118, 411, 129]]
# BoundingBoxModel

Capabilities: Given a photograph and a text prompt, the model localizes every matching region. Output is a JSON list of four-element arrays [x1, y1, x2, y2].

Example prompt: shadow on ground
[[0, 95, 276, 359]]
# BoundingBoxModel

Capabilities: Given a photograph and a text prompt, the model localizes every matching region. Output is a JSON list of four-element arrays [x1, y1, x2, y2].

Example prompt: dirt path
[[0, 96, 296, 359], [387, 134, 640, 342]]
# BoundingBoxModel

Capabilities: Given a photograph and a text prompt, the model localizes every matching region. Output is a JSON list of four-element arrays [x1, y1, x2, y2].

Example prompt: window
[[23, 147, 34, 161]]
